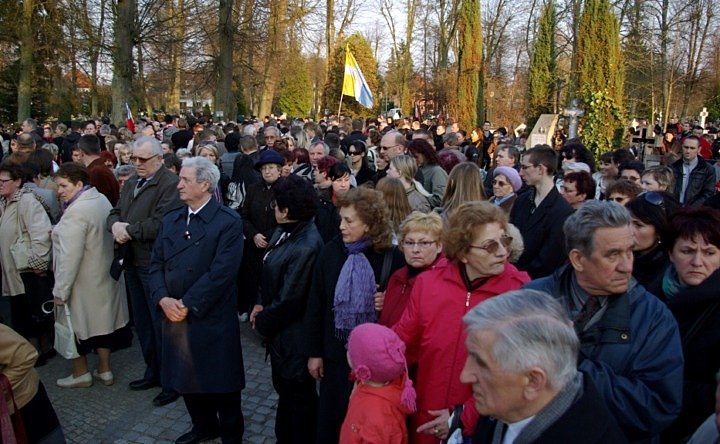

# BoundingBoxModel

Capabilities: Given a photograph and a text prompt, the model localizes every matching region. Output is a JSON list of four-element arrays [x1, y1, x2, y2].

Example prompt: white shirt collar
[[502, 415, 536, 444]]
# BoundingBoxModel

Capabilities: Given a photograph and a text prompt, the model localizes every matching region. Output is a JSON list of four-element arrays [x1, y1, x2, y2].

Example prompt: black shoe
[[174, 429, 219, 444], [153, 390, 180, 407], [129, 379, 159, 391]]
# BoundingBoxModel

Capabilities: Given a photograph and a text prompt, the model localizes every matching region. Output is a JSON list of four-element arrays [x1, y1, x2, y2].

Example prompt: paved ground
[[36, 322, 278, 444]]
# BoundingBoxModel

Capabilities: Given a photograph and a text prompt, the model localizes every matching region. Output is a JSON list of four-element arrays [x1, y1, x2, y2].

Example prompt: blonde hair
[[390, 155, 432, 197], [442, 163, 487, 217], [399, 211, 444, 245], [377, 177, 413, 234]]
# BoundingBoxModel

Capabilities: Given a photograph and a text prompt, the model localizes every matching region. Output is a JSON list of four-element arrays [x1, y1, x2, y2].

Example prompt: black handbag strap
[[378, 248, 394, 292]]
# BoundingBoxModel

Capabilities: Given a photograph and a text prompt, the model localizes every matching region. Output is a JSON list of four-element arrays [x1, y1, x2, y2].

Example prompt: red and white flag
[[125, 103, 136, 133]]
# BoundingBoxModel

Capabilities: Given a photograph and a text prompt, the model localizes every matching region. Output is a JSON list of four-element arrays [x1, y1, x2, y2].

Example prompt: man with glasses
[[670, 135, 716, 206], [510, 145, 573, 278], [262, 126, 281, 151], [525, 201, 683, 442], [108, 136, 183, 407]]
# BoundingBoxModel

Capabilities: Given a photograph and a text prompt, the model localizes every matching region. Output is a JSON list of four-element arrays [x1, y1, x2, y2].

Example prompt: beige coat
[[0, 323, 39, 413], [0, 190, 52, 296], [52, 188, 128, 340]]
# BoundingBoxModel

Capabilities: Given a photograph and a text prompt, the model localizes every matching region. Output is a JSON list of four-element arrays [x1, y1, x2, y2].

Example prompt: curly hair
[[444, 200, 508, 261], [336, 187, 394, 251]]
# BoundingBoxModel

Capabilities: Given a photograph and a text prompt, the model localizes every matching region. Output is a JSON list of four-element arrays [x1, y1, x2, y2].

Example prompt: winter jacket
[[339, 378, 411, 444], [378, 255, 448, 328], [393, 261, 530, 444], [525, 266, 684, 443], [670, 157, 716, 207], [254, 221, 324, 381], [240, 181, 277, 241]]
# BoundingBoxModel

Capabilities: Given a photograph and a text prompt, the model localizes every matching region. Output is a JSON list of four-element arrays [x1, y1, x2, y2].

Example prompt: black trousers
[[183, 391, 244, 444], [316, 357, 353, 444], [271, 365, 318, 444]]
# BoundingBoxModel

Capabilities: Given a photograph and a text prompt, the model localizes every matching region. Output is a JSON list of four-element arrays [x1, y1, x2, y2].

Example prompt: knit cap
[[493, 166, 522, 192], [347, 323, 416, 412]]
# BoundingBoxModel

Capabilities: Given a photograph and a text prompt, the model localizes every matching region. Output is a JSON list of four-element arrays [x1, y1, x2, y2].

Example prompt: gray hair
[[463, 289, 579, 390], [132, 136, 163, 157], [176, 148, 192, 159], [263, 126, 281, 138], [41, 142, 59, 157], [23, 118, 38, 130], [564, 200, 630, 256], [386, 130, 406, 147], [114, 164, 136, 178], [243, 124, 257, 137], [310, 140, 330, 155], [182, 156, 220, 192]]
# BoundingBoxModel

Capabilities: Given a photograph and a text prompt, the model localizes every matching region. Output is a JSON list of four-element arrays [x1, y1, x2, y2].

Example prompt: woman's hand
[[417, 409, 450, 440], [53, 297, 65, 305], [250, 304, 263, 329], [308, 357, 324, 380], [373, 291, 385, 312]]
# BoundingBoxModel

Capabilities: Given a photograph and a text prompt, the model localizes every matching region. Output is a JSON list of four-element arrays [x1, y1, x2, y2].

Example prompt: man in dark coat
[[525, 201, 683, 443], [670, 135, 716, 206], [510, 145, 573, 278], [107, 136, 183, 407], [149, 156, 245, 444], [461, 289, 627, 444]]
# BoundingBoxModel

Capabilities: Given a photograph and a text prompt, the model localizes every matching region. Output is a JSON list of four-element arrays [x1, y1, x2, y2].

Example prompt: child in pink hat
[[340, 323, 417, 443]]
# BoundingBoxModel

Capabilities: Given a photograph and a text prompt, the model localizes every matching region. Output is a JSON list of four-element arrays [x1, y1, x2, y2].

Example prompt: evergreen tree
[[527, 1, 556, 120], [324, 34, 380, 117], [278, 50, 313, 117], [456, 0, 483, 130], [576, 0, 625, 156]]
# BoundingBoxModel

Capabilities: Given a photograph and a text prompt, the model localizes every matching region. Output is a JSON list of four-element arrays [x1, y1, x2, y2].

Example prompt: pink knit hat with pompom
[[347, 323, 416, 412]]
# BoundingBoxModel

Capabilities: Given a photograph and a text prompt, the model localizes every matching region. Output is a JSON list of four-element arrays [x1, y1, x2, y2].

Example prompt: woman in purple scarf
[[302, 187, 405, 444]]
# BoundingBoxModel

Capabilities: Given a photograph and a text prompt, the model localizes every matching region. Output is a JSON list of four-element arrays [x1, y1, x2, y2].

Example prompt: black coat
[[509, 187, 574, 279], [671, 157, 717, 207], [255, 221, 324, 380], [240, 181, 277, 241], [314, 198, 341, 244], [473, 373, 628, 444], [632, 245, 669, 293], [658, 269, 720, 443], [148, 199, 245, 394]]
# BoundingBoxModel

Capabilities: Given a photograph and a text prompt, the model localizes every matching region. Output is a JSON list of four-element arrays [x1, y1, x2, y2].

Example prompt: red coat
[[379, 255, 448, 328], [393, 261, 529, 444], [340, 378, 411, 444]]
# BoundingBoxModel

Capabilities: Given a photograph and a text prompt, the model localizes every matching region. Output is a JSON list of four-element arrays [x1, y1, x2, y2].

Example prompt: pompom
[[401, 375, 417, 412], [353, 365, 372, 382]]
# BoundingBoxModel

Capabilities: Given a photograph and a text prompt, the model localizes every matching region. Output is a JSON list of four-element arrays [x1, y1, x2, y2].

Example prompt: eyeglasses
[[379, 144, 400, 151], [130, 154, 159, 163], [639, 191, 665, 208], [402, 240, 436, 249], [469, 235, 513, 254], [0, 178, 14, 184], [609, 196, 627, 203], [492, 179, 510, 187], [520, 164, 536, 170]]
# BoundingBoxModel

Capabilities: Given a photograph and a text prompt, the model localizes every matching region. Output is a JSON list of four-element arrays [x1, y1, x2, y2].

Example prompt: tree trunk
[[166, 0, 185, 114], [17, 0, 34, 122], [258, 0, 287, 116], [136, 42, 152, 115], [215, 0, 236, 121], [111, 0, 136, 125]]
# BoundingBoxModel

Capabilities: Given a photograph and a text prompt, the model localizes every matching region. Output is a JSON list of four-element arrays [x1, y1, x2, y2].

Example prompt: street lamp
[[563, 99, 584, 139]]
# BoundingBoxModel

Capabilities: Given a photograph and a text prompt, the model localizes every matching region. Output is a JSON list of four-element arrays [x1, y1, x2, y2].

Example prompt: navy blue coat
[[149, 198, 245, 394], [525, 266, 683, 443]]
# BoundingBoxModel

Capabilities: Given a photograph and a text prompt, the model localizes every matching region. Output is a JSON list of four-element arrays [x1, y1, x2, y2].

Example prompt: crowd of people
[[0, 112, 719, 444]]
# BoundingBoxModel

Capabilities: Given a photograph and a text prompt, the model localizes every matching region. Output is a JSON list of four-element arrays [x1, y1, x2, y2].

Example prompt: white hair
[[243, 124, 257, 137], [463, 289, 579, 390], [132, 136, 163, 156], [182, 156, 220, 192]]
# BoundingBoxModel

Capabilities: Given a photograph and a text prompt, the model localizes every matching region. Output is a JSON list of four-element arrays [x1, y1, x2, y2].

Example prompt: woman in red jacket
[[393, 201, 530, 444], [379, 211, 447, 328]]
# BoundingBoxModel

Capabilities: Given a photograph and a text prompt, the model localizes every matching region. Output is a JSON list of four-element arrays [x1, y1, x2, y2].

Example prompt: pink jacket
[[393, 261, 529, 444]]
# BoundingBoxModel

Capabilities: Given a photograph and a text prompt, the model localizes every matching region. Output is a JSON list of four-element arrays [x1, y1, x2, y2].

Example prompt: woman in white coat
[[52, 163, 130, 388]]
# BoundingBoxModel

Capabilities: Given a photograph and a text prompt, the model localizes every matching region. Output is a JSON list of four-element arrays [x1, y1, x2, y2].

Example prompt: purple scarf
[[62, 185, 93, 211], [334, 238, 377, 340]]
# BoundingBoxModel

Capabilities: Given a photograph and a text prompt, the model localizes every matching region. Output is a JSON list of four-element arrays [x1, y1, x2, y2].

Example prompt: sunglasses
[[492, 179, 510, 187], [348, 151, 362, 156], [469, 235, 513, 254]]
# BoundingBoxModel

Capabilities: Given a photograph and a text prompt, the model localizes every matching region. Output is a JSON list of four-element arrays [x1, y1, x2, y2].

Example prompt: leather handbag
[[53, 305, 79, 360]]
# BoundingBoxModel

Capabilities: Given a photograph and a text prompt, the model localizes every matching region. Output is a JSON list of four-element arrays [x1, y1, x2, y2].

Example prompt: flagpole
[[338, 93, 344, 117]]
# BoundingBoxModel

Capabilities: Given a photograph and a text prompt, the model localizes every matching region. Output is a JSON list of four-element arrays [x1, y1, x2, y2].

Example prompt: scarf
[[662, 265, 688, 301], [491, 372, 584, 444], [333, 238, 377, 341], [62, 185, 92, 211]]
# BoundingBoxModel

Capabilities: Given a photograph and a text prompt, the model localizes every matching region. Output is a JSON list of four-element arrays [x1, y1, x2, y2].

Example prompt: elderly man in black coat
[[149, 156, 245, 444]]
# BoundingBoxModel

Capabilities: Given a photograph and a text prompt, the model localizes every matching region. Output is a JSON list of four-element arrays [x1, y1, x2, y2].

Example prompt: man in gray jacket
[[107, 136, 183, 407]]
